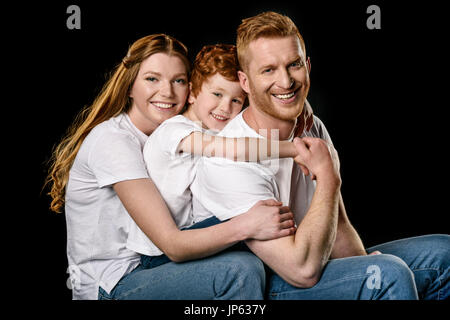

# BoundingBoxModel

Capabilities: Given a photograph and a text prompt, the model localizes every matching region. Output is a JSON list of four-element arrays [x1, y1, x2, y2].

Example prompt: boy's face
[[188, 73, 246, 131]]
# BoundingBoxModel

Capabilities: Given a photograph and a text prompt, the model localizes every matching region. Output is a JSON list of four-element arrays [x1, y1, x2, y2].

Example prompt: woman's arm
[[177, 131, 297, 162], [114, 178, 295, 262]]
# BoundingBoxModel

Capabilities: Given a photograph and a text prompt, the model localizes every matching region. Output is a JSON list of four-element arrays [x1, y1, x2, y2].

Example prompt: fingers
[[258, 199, 282, 207], [279, 210, 294, 222], [293, 137, 310, 154], [299, 164, 310, 176], [277, 227, 296, 237]]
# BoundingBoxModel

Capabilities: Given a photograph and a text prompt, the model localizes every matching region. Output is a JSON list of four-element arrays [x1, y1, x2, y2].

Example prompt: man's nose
[[276, 69, 294, 89]]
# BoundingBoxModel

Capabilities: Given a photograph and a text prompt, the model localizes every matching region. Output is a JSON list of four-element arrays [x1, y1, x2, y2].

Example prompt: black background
[[14, 0, 449, 303]]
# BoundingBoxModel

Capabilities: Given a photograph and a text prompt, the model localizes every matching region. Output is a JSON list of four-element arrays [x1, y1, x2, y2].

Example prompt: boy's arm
[[177, 131, 297, 161]]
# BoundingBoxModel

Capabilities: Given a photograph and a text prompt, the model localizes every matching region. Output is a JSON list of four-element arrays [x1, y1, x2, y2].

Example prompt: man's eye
[[289, 61, 303, 68], [263, 68, 273, 74]]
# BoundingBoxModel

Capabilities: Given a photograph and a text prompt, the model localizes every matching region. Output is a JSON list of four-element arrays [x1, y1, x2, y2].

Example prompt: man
[[191, 11, 449, 299]]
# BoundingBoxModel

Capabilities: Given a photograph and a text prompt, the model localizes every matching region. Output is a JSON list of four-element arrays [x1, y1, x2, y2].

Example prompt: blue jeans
[[98, 251, 265, 300], [268, 234, 449, 300]]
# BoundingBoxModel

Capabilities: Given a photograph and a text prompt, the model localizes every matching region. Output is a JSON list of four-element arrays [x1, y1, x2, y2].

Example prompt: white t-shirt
[[126, 115, 209, 256], [191, 112, 333, 225], [65, 113, 148, 300]]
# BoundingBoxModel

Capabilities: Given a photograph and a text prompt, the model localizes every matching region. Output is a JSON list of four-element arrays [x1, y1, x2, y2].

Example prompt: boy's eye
[[232, 98, 243, 104], [212, 92, 222, 97]]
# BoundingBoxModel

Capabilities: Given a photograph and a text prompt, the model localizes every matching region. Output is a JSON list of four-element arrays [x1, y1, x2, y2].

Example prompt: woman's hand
[[232, 199, 296, 241]]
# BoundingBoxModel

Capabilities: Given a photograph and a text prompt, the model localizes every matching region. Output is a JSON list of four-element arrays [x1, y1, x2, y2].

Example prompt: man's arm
[[246, 137, 341, 288], [330, 193, 367, 259]]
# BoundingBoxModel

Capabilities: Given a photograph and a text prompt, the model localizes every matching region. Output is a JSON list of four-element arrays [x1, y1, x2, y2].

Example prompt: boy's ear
[[238, 71, 250, 94], [188, 82, 196, 104]]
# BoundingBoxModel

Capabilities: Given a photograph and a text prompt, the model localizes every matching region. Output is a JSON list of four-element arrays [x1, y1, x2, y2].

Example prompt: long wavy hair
[[45, 34, 190, 213]]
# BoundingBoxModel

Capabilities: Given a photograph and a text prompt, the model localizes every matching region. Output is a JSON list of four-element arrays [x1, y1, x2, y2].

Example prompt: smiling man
[[191, 11, 449, 299]]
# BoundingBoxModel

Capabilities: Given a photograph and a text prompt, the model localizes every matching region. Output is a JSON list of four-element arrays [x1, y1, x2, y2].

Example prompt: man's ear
[[306, 56, 311, 74], [238, 70, 250, 94], [188, 82, 196, 104]]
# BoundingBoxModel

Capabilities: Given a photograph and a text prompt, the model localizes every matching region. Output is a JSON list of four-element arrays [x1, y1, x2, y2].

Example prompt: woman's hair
[[45, 34, 190, 213], [236, 11, 306, 72], [189, 44, 240, 98]]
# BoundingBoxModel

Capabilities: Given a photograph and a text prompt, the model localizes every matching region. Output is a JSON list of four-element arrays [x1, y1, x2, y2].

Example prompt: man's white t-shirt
[[191, 112, 333, 225], [65, 113, 148, 300], [126, 115, 210, 256]]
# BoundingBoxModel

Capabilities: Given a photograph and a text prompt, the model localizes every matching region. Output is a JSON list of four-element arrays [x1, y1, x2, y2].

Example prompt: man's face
[[239, 35, 310, 122]]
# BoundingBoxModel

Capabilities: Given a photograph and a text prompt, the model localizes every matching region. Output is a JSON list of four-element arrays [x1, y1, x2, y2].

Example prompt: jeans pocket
[[98, 286, 114, 300]]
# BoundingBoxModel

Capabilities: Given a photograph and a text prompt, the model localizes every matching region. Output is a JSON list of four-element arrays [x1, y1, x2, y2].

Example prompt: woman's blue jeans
[[101, 216, 449, 300]]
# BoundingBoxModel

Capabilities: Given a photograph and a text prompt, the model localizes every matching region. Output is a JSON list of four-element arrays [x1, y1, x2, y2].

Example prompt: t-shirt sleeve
[[307, 116, 334, 145], [88, 131, 149, 188], [153, 119, 203, 157], [191, 158, 279, 221]]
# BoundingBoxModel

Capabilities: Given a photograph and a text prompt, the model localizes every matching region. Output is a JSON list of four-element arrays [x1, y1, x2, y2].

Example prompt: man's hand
[[293, 137, 341, 183]]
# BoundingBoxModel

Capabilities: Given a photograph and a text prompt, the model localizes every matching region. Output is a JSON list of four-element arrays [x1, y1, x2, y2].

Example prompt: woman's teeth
[[153, 102, 174, 109]]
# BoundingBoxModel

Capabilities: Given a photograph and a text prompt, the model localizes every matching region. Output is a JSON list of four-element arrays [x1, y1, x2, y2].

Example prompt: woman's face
[[128, 52, 189, 135]]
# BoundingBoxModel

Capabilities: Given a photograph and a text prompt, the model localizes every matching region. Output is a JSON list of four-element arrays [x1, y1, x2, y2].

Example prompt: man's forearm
[[330, 193, 366, 259], [292, 174, 341, 280]]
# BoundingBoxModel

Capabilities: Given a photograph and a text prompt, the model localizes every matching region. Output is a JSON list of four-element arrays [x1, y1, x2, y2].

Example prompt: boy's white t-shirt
[[191, 113, 333, 225], [126, 115, 210, 256], [65, 113, 148, 300]]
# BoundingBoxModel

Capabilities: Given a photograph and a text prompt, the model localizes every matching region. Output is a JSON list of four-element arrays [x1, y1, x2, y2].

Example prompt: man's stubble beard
[[247, 79, 309, 122]]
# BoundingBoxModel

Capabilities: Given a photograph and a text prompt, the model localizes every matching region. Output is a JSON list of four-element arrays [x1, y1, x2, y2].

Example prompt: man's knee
[[367, 254, 418, 299]]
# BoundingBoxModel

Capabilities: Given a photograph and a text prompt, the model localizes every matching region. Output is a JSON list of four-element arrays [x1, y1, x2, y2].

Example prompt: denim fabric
[[268, 234, 449, 300], [99, 250, 265, 300]]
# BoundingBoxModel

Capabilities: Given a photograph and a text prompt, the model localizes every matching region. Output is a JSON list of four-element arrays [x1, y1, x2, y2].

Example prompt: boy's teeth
[[274, 92, 295, 99], [211, 113, 228, 121], [153, 102, 174, 109]]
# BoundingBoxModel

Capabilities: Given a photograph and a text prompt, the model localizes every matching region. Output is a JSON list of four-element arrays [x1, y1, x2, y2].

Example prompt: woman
[[45, 34, 297, 300]]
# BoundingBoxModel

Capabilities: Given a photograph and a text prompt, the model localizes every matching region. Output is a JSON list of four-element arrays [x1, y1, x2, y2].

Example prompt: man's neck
[[242, 105, 296, 141]]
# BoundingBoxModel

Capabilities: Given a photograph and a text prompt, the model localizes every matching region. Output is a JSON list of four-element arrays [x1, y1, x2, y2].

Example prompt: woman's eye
[[232, 98, 243, 104], [175, 79, 186, 84], [146, 77, 157, 82]]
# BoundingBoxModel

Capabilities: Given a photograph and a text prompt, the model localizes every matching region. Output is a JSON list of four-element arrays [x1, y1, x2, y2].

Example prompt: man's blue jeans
[[110, 216, 449, 300], [268, 234, 449, 300]]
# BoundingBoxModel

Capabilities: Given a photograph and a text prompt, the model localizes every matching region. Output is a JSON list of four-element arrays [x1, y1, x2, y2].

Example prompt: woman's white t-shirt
[[126, 115, 210, 256], [65, 113, 148, 300]]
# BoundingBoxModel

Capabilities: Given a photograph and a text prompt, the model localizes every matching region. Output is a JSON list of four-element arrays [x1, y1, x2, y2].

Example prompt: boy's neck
[[183, 105, 200, 123]]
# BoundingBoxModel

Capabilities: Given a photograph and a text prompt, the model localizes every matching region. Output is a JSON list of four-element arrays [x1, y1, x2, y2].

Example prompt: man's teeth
[[274, 92, 295, 99], [211, 113, 228, 121], [153, 102, 174, 109]]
